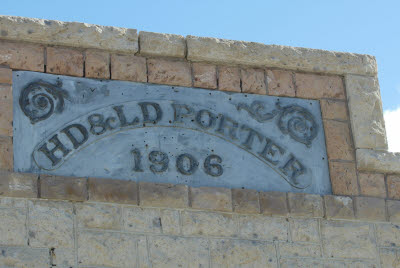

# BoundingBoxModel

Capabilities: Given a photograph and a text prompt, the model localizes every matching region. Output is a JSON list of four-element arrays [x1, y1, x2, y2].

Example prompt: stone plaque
[[13, 71, 331, 194]]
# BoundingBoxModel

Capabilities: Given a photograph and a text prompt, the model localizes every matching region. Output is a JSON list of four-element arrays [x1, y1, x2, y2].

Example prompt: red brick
[[320, 99, 348, 121], [0, 67, 12, 84], [0, 41, 44, 72], [85, 50, 110, 79], [111, 54, 147, 82], [0, 136, 12, 171], [218, 66, 240, 92], [295, 73, 345, 99], [241, 68, 266, 95], [88, 177, 137, 204], [329, 161, 359, 196], [47, 47, 84, 76], [192, 63, 217, 89], [324, 120, 354, 161], [266, 69, 295, 97], [148, 58, 191, 86], [0, 84, 12, 136]]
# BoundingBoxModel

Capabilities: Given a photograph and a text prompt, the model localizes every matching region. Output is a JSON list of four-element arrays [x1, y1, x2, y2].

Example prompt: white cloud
[[384, 107, 400, 152]]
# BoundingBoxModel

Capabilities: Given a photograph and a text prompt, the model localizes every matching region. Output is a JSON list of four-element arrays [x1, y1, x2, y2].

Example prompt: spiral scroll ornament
[[19, 81, 66, 124]]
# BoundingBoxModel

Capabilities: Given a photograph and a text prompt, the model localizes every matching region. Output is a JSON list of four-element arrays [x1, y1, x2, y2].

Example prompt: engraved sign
[[13, 71, 331, 194]]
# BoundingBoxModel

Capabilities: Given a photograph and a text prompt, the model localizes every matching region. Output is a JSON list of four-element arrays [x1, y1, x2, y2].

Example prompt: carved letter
[[240, 125, 264, 150], [61, 124, 88, 149], [258, 137, 285, 165], [195, 109, 216, 129], [172, 103, 194, 123], [113, 105, 139, 127], [216, 114, 239, 140], [139, 102, 163, 124], [280, 154, 305, 185], [38, 134, 71, 166]]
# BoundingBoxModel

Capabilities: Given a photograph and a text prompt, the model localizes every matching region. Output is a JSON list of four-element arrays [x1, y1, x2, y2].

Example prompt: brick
[[190, 186, 232, 212], [376, 223, 400, 247], [259, 191, 288, 216], [296, 73, 345, 99], [387, 175, 400, 199], [47, 46, 83, 76], [324, 195, 355, 220], [359, 172, 386, 198], [324, 120, 354, 161], [0, 207, 27, 246], [387, 200, 400, 223], [354, 196, 386, 221], [192, 62, 217, 89], [0, 67, 12, 84], [380, 248, 400, 268], [85, 49, 110, 79], [0, 41, 44, 72], [123, 206, 162, 233], [88, 177, 137, 204], [241, 68, 266, 94], [280, 258, 322, 268], [320, 99, 348, 121], [0, 99, 12, 136], [329, 161, 359, 196], [40, 174, 87, 201], [0, 84, 12, 100], [287, 192, 323, 217], [238, 214, 289, 241], [139, 31, 185, 58], [0, 247, 49, 268], [279, 243, 321, 258], [0, 171, 38, 198], [75, 203, 122, 230], [148, 58, 191, 86], [0, 135, 13, 171], [139, 182, 188, 208], [111, 54, 146, 82], [232, 188, 260, 214], [218, 66, 240, 92], [266, 69, 295, 97], [289, 218, 320, 242]]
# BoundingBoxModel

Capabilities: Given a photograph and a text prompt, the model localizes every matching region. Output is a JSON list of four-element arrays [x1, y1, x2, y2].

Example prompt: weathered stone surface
[[320, 99, 348, 121], [289, 218, 320, 242], [123, 207, 162, 233], [329, 161, 359, 196], [192, 62, 217, 89], [0, 84, 11, 100], [354, 196, 386, 221], [259, 191, 288, 216], [85, 49, 110, 79], [148, 58, 191, 86], [345, 75, 387, 150], [50, 248, 75, 268], [218, 66, 241, 92], [0, 208, 26, 246], [0, 15, 138, 53], [380, 248, 400, 268], [0, 196, 27, 208], [0, 101, 12, 136], [387, 200, 400, 223], [88, 177, 138, 204], [357, 149, 400, 174], [232, 188, 260, 214], [387, 175, 400, 200], [266, 69, 295, 97], [76, 202, 122, 230], [375, 223, 400, 247], [324, 120, 354, 161], [47, 47, 84, 77], [241, 68, 266, 94], [238, 214, 289, 241], [280, 258, 322, 268], [288, 192, 323, 217], [40, 174, 87, 201], [0, 247, 49, 268], [324, 195, 355, 220], [0, 67, 12, 84], [159, 209, 180, 235], [279, 242, 321, 257], [0, 171, 38, 198], [296, 73, 345, 100], [139, 182, 188, 208], [358, 172, 386, 198], [0, 40, 44, 71], [111, 54, 147, 82], [139, 31, 185, 58], [190, 186, 232, 212], [186, 35, 377, 76], [0, 135, 12, 171]]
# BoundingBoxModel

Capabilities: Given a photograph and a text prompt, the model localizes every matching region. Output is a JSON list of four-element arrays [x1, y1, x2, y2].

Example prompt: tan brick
[[0, 41, 44, 72], [0, 135, 13, 171], [388, 175, 400, 199], [85, 49, 110, 79], [296, 73, 345, 99], [354, 196, 386, 221], [320, 99, 348, 121], [218, 66, 240, 92], [139, 182, 188, 208], [241, 68, 266, 94], [279, 243, 321, 258], [376, 223, 400, 247], [139, 31, 185, 58], [0, 207, 27, 246], [0, 67, 12, 84], [289, 218, 320, 242], [387, 200, 400, 223], [324, 195, 355, 220], [359, 172, 386, 198], [324, 120, 354, 161], [75, 203, 122, 230], [190, 186, 232, 212], [47, 46, 83, 76], [0, 84, 12, 100], [111, 54, 146, 82], [88, 177, 137, 204], [148, 58, 191, 86], [232, 188, 260, 214], [0, 171, 38, 198], [259, 191, 288, 216], [380, 248, 400, 268], [40, 174, 87, 201], [238, 214, 289, 241], [266, 69, 295, 97], [192, 62, 217, 89], [0, 247, 49, 268], [288, 192, 323, 217], [329, 161, 359, 196], [0, 103, 12, 137]]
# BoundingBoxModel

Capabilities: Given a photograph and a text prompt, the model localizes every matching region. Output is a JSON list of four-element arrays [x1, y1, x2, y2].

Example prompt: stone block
[[376, 223, 400, 247], [123, 206, 162, 233], [296, 73, 345, 99], [324, 120, 354, 161], [359, 172, 386, 198], [190, 186, 232, 212], [324, 195, 355, 220], [354, 196, 386, 221], [287, 192, 323, 217], [111, 54, 147, 82], [241, 68, 266, 94], [192, 62, 217, 89], [218, 66, 241, 92], [88, 177, 138, 204], [289, 218, 320, 242], [0, 171, 38, 198], [280, 258, 322, 268], [159, 209, 180, 235], [388, 200, 400, 223], [0, 40, 44, 71], [85, 49, 110, 79], [238, 214, 289, 241], [387, 175, 400, 199], [266, 69, 295, 97], [75, 202, 122, 230], [139, 182, 188, 208], [148, 58, 191, 86], [0, 67, 12, 84], [232, 188, 260, 214], [47, 46, 84, 76], [0, 135, 12, 171], [328, 161, 359, 196], [356, 149, 400, 174], [259, 191, 288, 216], [40, 174, 87, 201], [0, 207, 27, 246], [50, 248, 75, 268], [279, 242, 321, 257], [0, 196, 27, 208], [139, 31, 185, 58], [320, 99, 348, 121], [0, 84, 11, 100], [380, 248, 400, 268], [0, 99, 12, 136], [0, 247, 49, 268]]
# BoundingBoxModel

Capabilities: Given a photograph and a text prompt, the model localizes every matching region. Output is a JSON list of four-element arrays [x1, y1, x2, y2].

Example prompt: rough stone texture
[[0, 207, 27, 246], [123, 207, 162, 233], [345, 75, 387, 150], [0, 171, 38, 198], [76, 203, 122, 230], [139, 182, 188, 208], [296, 73, 345, 100], [259, 191, 288, 216], [159, 209, 180, 235], [148, 58, 191, 87], [85, 49, 110, 79], [46, 46, 84, 76], [320, 99, 348, 121], [190, 186, 232, 212], [40, 174, 87, 201], [324, 195, 355, 220], [139, 31, 185, 58], [241, 68, 266, 94], [357, 149, 400, 174], [358, 172, 386, 198], [238, 214, 289, 241], [380, 248, 400, 268], [387, 200, 400, 223], [279, 243, 321, 258], [0, 40, 44, 71], [280, 258, 322, 268], [0, 15, 138, 53], [324, 120, 354, 161], [329, 161, 359, 196], [218, 66, 241, 92], [0, 67, 12, 84], [88, 177, 138, 204], [0, 135, 12, 171], [186, 35, 377, 76], [289, 218, 320, 242], [287, 192, 323, 217], [387, 175, 400, 200], [110, 54, 147, 82], [232, 188, 260, 214], [354, 196, 386, 221], [266, 69, 295, 97], [376, 223, 400, 247], [192, 62, 217, 89], [0, 247, 49, 268], [0, 84, 12, 137]]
